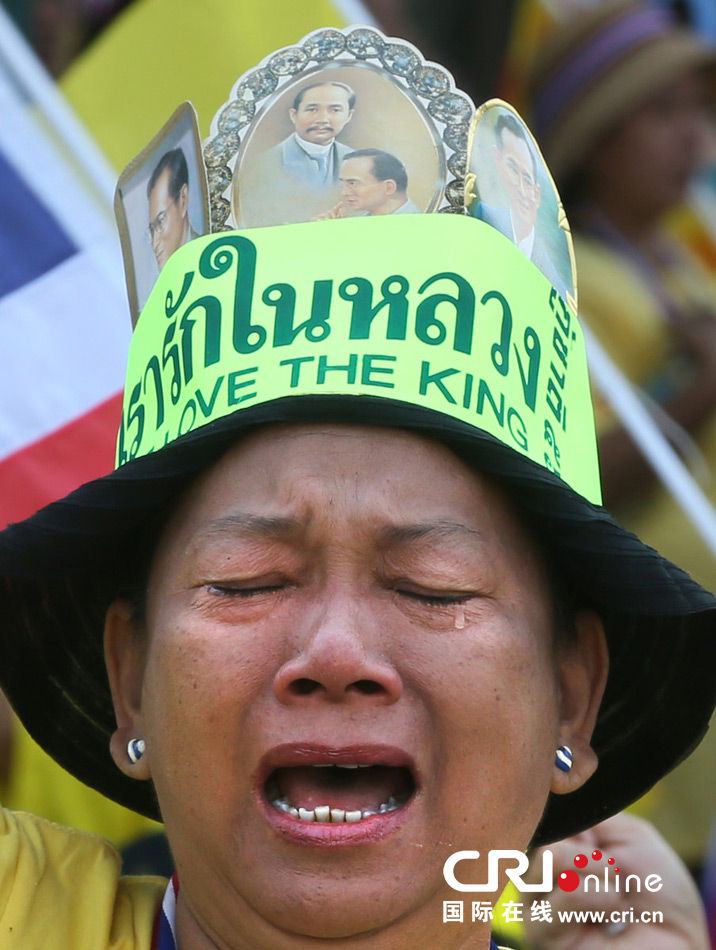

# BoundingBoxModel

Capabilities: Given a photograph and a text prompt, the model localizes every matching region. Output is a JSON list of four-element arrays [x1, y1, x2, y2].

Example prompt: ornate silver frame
[[203, 26, 474, 230]]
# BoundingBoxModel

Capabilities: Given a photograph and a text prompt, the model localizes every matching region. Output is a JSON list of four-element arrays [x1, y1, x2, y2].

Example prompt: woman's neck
[[173, 887, 496, 949]]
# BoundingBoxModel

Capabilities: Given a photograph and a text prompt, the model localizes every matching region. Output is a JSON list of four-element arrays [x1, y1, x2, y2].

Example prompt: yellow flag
[[61, 0, 349, 170]]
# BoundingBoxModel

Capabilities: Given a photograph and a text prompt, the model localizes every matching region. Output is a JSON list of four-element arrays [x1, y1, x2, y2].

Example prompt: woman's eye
[[396, 589, 471, 607], [207, 583, 284, 598]]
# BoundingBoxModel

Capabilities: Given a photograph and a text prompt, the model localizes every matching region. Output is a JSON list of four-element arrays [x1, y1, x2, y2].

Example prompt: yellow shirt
[[3, 719, 162, 849], [0, 806, 512, 948], [0, 808, 164, 948]]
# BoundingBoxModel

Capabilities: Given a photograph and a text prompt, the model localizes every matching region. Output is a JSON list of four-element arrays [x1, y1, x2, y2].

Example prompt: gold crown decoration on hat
[[114, 25, 577, 323]]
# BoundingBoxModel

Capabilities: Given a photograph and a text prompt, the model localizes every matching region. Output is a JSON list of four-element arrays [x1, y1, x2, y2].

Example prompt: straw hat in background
[[527, 0, 716, 183]]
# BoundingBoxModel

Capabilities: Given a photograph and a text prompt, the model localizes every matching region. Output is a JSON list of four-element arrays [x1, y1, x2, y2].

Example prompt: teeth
[[271, 795, 403, 822], [336, 764, 360, 769]]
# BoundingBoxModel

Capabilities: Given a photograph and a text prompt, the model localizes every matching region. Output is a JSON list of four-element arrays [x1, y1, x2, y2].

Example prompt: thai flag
[[0, 0, 378, 530], [0, 8, 129, 527]]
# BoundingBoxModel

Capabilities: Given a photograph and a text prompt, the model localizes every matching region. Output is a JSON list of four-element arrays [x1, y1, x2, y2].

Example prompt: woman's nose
[[272, 594, 403, 706]]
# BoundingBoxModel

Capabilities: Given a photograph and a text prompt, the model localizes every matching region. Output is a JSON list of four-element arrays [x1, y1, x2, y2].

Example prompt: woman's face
[[106, 425, 606, 947]]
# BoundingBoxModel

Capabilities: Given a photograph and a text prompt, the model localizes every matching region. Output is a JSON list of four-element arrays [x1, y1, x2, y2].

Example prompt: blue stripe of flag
[[0, 148, 76, 297]]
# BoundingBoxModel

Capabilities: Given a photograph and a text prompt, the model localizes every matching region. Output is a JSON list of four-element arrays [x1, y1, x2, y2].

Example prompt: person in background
[[527, 0, 716, 879]]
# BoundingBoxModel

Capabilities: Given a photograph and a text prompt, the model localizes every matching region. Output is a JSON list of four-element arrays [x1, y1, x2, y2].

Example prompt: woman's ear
[[551, 610, 609, 796], [104, 598, 151, 781]]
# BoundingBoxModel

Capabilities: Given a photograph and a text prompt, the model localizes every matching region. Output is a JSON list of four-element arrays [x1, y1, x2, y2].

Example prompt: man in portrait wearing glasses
[[146, 148, 198, 272], [313, 149, 420, 219], [474, 113, 568, 298]]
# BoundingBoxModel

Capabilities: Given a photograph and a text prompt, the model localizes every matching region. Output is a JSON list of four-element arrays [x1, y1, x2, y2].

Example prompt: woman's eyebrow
[[380, 521, 484, 546], [203, 513, 303, 539], [199, 516, 484, 546]]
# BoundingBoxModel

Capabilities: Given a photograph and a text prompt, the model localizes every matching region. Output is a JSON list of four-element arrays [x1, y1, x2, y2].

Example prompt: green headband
[[118, 213, 600, 504]]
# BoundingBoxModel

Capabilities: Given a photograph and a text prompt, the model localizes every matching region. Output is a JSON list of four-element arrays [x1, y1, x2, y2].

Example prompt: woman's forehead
[[158, 423, 544, 563], [184, 423, 498, 519]]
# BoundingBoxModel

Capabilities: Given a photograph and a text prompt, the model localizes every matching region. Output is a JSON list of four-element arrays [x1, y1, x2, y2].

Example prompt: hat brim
[[1, 394, 714, 845]]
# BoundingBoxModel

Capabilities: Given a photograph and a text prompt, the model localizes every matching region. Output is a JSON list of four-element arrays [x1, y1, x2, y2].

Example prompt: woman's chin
[[231, 828, 436, 940], [248, 874, 425, 941]]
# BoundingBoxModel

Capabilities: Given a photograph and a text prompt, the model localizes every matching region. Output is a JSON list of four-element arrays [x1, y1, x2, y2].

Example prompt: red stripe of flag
[[0, 392, 122, 528]]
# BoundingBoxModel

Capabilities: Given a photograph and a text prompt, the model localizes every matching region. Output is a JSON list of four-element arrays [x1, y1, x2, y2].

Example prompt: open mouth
[[265, 764, 415, 824]]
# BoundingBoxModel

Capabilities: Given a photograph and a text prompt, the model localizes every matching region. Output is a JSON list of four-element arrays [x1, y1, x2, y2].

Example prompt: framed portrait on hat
[[114, 102, 210, 325], [466, 100, 577, 311], [234, 64, 444, 226], [204, 27, 473, 230]]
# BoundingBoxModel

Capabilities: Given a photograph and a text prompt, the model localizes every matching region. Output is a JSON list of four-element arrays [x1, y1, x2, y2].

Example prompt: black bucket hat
[[0, 26, 714, 847], [0, 216, 714, 848]]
